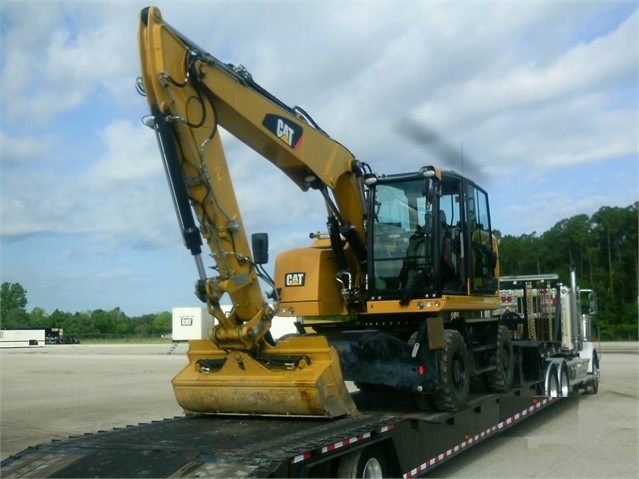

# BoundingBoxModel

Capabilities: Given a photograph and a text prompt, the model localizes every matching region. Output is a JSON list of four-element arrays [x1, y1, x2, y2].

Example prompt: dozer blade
[[172, 335, 358, 418]]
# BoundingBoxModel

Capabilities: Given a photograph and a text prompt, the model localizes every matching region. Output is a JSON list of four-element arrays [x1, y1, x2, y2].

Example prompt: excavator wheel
[[432, 329, 470, 412], [487, 325, 514, 392]]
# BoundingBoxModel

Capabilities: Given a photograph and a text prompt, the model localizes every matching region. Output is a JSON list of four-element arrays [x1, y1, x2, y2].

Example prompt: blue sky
[[1, 1, 637, 316]]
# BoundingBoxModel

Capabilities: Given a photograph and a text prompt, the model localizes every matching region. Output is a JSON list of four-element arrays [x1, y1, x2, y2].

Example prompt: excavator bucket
[[172, 335, 358, 418]]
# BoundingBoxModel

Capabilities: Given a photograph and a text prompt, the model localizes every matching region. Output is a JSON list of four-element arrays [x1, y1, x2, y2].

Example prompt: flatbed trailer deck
[[2, 382, 559, 478]]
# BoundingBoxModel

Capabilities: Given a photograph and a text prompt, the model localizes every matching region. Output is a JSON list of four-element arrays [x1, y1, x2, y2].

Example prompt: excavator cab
[[367, 167, 498, 303]]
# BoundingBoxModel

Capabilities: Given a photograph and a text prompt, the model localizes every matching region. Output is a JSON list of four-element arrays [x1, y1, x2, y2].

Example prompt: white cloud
[[85, 121, 162, 184], [0, 1, 636, 314], [0, 1, 141, 126], [0, 132, 50, 165]]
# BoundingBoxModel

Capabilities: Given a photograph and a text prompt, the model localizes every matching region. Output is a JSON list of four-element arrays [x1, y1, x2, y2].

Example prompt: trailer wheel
[[487, 325, 514, 392], [432, 330, 470, 411], [557, 361, 570, 397], [337, 446, 386, 478], [586, 351, 600, 394], [543, 363, 559, 397]]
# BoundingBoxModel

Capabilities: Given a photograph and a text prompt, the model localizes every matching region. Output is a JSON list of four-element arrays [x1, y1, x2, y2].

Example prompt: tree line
[[497, 203, 637, 340], [0, 282, 171, 339], [1, 203, 637, 340]]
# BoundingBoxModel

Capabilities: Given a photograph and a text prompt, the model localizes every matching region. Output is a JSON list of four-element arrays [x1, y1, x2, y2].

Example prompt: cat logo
[[285, 272, 306, 287], [262, 114, 303, 150]]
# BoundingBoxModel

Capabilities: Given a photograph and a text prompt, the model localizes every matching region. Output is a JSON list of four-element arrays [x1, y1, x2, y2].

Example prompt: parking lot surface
[[1, 343, 637, 477]]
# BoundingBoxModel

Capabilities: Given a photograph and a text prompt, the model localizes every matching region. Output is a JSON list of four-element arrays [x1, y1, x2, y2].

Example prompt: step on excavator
[[138, 6, 505, 418]]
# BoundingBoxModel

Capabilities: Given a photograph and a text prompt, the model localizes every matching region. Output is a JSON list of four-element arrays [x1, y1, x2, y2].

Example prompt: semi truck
[[45, 328, 80, 345], [0, 7, 600, 477]]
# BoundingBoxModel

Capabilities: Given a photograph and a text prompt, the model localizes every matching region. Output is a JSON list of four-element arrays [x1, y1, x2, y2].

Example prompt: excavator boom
[[138, 6, 356, 417]]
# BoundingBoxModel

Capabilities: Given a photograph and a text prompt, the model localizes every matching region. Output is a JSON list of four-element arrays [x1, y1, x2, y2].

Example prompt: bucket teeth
[[172, 337, 358, 418]]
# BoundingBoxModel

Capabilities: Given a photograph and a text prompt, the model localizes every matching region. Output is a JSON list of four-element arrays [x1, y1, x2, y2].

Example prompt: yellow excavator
[[138, 6, 507, 418]]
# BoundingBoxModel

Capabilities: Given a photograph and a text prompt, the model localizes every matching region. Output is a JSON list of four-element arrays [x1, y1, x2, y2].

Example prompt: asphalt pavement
[[1, 342, 637, 477]]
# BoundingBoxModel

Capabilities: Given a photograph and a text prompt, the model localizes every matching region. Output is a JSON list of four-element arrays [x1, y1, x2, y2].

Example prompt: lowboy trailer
[[2, 313, 600, 478], [0, 384, 576, 478]]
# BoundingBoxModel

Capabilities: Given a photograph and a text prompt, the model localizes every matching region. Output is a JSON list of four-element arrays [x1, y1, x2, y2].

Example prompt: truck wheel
[[432, 330, 470, 411], [557, 361, 570, 397], [586, 352, 600, 394], [487, 325, 514, 392], [337, 447, 386, 478], [543, 363, 559, 397]]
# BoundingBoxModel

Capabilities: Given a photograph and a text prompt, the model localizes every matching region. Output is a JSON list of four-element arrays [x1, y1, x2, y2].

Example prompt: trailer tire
[[543, 363, 559, 397], [557, 361, 570, 397], [432, 330, 470, 411], [586, 351, 599, 394], [337, 446, 386, 478], [487, 325, 514, 392]]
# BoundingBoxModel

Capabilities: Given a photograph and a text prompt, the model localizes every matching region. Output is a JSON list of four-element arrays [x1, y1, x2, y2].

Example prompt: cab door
[[465, 182, 498, 294]]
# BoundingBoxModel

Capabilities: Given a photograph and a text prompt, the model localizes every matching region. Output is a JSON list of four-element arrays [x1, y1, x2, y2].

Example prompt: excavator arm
[[138, 6, 358, 416]]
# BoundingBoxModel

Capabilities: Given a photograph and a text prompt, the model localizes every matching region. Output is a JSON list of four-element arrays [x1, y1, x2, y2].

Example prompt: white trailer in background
[[171, 307, 215, 341], [171, 306, 297, 341], [0, 330, 45, 348]]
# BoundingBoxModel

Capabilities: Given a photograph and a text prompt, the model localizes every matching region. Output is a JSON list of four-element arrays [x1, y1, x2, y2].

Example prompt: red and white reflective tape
[[321, 424, 395, 454], [291, 424, 394, 464], [290, 452, 312, 464], [404, 398, 554, 478]]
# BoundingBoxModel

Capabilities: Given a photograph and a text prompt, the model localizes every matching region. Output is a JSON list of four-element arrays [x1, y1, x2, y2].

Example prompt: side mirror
[[588, 291, 598, 315], [423, 178, 435, 204], [422, 170, 438, 205], [252, 233, 269, 265]]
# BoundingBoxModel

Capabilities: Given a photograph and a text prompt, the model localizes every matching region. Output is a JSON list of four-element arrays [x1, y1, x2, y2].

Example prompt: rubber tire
[[487, 325, 514, 392], [586, 352, 600, 394], [432, 330, 470, 412], [544, 363, 559, 397], [337, 447, 386, 478], [557, 361, 570, 397]]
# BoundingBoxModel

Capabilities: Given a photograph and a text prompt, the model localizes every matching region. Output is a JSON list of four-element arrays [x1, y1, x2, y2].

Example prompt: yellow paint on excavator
[[172, 336, 358, 418]]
